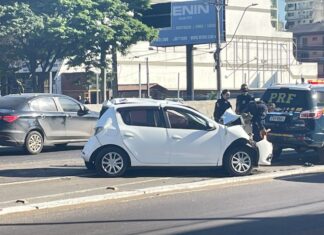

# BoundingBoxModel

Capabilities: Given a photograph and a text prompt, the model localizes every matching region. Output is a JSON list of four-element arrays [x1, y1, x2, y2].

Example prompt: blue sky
[[278, 0, 285, 22]]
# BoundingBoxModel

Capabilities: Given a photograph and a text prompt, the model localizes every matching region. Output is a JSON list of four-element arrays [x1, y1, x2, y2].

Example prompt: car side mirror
[[207, 121, 217, 131]]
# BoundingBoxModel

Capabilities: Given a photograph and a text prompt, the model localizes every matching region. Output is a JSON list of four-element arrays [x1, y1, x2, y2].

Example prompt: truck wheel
[[316, 148, 324, 164], [272, 146, 282, 162]]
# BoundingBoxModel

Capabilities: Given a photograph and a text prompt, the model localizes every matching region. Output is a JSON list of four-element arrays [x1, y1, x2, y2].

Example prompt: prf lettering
[[268, 93, 297, 104]]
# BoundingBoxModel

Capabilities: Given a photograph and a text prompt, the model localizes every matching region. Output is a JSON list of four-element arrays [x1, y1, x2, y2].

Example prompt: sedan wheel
[[95, 147, 129, 177], [224, 146, 254, 176], [25, 131, 44, 155]]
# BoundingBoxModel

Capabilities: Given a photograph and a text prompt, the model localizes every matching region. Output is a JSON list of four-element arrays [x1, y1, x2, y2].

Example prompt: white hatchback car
[[82, 99, 270, 177]]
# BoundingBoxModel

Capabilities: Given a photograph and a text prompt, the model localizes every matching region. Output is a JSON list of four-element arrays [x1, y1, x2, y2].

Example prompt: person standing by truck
[[214, 89, 232, 123], [236, 84, 254, 114]]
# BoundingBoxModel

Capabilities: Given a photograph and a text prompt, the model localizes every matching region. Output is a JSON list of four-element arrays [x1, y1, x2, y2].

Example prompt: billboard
[[151, 0, 225, 47]]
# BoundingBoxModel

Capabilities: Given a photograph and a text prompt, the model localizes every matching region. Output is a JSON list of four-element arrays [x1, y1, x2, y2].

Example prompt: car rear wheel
[[224, 146, 254, 176], [94, 147, 129, 177], [24, 131, 44, 155], [316, 148, 324, 163]]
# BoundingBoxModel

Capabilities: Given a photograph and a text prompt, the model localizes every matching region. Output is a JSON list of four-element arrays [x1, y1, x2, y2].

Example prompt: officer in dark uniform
[[213, 89, 232, 123], [247, 99, 268, 142], [236, 84, 254, 114]]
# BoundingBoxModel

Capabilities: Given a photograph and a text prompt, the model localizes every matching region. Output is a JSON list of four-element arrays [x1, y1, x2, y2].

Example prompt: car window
[[0, 96, 27, 110], [165, 108, 208, 130], [314, 91, 324, 107], [262, 89, 313, 112], [30, 97, 58, 112], [58, 98, 81, 112], [119, 108, 163, 127]]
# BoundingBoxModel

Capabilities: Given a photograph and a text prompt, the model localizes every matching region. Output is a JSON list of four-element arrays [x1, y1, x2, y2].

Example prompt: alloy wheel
[[231, 151, 252, 173], [101, 152, 124, 175]]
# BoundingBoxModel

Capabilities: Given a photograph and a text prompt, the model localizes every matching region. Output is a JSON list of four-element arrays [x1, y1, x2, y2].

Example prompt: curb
[[1, 165, 324, 216]]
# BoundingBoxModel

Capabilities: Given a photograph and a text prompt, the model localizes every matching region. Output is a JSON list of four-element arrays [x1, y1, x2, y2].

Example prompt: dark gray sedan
[[0, 93, 98, 154]]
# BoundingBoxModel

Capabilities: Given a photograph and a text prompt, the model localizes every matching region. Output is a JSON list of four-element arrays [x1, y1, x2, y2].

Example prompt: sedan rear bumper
[[0, 131, 26, 146]]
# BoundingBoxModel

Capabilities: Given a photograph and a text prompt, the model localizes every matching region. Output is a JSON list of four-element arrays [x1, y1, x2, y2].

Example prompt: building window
[[312, 37, 318, 41]]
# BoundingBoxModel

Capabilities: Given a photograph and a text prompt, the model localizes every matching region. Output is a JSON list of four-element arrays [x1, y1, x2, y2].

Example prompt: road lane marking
[[0, 173, 96, 187], [0, 177, 171, 205]]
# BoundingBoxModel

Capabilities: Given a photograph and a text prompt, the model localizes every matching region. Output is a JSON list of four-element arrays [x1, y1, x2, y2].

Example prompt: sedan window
[[119, 108, 163, 127], [30, 97, 58, 112], [58, 98, 81, 112], [165, 108, 208, 130]]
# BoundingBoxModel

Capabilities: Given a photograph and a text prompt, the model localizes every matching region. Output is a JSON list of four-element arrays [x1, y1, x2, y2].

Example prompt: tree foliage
[[0, 0, 156, 94]]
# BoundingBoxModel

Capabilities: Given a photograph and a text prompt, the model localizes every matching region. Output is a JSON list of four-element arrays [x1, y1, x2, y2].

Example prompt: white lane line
[[0, 173, 96, 187], [0, 177, 171, 205]]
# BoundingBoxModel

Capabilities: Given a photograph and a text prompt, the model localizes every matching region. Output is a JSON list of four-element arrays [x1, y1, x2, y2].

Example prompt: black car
[[0, 93, 99, 154], [262, 83, 324, 159]]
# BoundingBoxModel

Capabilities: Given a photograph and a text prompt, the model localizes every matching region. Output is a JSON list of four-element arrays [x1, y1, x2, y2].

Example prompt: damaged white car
[[82, 99, 272, 177]]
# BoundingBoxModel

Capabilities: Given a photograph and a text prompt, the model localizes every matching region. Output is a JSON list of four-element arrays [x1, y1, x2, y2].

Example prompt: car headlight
[[94, 126, 104, 135]]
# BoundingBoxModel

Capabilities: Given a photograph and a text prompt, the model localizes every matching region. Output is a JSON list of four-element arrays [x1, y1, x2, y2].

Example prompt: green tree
[[0, 3, 43, 94], [69, 0, 157, 101]]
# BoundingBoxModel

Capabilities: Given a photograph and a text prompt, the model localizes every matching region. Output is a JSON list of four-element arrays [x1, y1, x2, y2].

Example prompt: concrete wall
[[86, 99, 238, 119]]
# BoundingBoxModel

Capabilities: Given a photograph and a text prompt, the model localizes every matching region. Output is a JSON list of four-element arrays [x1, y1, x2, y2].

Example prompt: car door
[[29, 97, 66, 141], [164, 107, 221, 165], [57, 97, 95, 140], [117, 107, 169, 164]]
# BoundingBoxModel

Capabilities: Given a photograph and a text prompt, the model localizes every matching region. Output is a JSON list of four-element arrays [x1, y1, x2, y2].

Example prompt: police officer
[[247, 99, 268, 142], [236, 84, 254, 114], [214, 89, 232, 122]]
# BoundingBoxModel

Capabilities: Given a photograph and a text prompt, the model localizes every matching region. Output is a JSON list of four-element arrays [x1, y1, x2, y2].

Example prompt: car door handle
[[172, 135, 182, 140], [124, 132, 134, 138]]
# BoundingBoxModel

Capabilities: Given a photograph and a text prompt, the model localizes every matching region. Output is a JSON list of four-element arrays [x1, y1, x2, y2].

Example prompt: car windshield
[[0, 96, 26, 110], [262, 89, 313, 112]]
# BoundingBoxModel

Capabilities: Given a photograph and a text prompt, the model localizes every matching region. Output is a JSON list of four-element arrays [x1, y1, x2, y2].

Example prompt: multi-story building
[[285, 0, 324, 29], [271, 0, 279, 30], [49, 0, 318, 101], [293, 22, 324, 78]]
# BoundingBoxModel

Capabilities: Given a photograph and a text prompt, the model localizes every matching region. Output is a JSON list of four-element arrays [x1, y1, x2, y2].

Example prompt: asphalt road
[[1, 172, 324, 235], [0, 144, 320, 208]]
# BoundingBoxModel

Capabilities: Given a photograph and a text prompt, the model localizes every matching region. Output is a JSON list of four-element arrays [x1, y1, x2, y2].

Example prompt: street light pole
[[213, 1, 258, 96], [214, 0, 223, 98]]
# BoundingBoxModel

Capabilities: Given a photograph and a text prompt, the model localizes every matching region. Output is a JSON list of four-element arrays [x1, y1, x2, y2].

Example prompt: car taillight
[[300, 110, 323, 119], [1, 115, 19, 123]]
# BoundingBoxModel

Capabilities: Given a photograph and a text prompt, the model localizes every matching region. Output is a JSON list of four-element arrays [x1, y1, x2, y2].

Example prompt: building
[[285, 0, 324, 30], [48, 0, 318, 100], [293, 22, 324, 78], [271, 0, 279, 30]]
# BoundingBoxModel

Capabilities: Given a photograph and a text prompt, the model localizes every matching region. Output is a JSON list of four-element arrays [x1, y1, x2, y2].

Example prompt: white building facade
[[115, 0, 317, 95]]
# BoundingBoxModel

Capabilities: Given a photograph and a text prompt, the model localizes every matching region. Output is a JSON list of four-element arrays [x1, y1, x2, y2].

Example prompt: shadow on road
[[1, 213, 324, 235], [0, 145, 84, 156], [0, 167, 226, 178], [276, 173, 324, 184], [0, 167, 90, 178]]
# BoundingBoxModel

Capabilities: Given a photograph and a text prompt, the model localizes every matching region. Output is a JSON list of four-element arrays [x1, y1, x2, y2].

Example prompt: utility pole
[[96, 73, 99, 104], [146, 57, 150, 98], [139, 63, 142, 98], [213, 0, 225, 98]]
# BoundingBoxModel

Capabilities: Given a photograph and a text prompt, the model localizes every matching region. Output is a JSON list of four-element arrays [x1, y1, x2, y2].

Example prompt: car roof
[[5, 93, 72, 100], [268, 83, 324, 91], [106, 98, 183, 108]]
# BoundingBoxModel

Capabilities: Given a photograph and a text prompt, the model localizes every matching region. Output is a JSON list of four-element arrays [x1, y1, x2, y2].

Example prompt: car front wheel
[[24, 131, 44, 155], [224, 146, 254, 176], [94, 147, 129, 177]]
